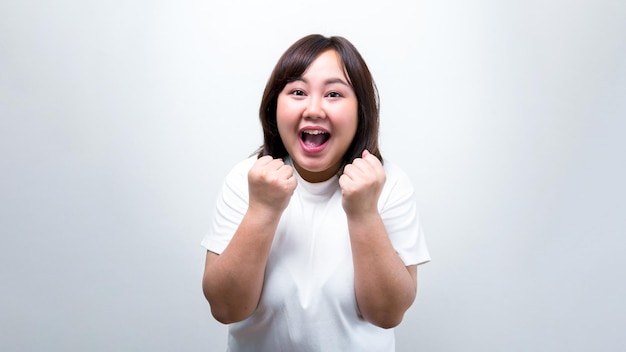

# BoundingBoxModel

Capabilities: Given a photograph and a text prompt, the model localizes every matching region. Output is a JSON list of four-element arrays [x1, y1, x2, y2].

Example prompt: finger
[[362, 150, 383, 170], [268, 158, 286, 171], [341, 163, 358, 180], [256, 155, 275, 167], [351, 155, 374, 175], [338, 173, 353, 193], [276, 164, 294, 179]]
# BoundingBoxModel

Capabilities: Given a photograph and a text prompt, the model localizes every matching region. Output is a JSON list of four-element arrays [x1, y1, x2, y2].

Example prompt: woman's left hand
[[339, 149, 386, 216]]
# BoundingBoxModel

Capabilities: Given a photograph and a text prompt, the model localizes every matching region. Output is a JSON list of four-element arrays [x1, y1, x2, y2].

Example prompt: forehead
[[302, 50, 348, 78], [303, 49, 344, 75]]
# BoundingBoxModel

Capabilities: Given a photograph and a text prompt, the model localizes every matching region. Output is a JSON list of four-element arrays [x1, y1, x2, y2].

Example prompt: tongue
[[302, 133, 328, 147]]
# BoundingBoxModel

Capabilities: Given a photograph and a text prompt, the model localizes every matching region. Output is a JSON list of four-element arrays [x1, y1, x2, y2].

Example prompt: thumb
[[362, 149, 370, 158]]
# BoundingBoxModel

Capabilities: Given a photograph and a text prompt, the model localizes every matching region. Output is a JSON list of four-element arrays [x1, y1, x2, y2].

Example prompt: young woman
[[201, 34, 430, 351]]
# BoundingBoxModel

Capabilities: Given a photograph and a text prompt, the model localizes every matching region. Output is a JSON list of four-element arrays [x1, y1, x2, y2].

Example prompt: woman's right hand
[[203, 156, 296, 324], [247, 156, 297, 214]]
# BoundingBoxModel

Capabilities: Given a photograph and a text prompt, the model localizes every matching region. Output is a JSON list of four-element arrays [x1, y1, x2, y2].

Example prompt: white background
[[1, 0, 625, 351]]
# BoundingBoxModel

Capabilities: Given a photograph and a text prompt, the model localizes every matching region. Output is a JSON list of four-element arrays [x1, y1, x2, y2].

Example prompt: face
[[276, 50, 358, 183]]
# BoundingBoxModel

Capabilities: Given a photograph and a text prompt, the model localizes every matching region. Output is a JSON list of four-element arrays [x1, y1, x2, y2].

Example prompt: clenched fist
[[339, 150, 386, 216], [248, 156, 297, 214]]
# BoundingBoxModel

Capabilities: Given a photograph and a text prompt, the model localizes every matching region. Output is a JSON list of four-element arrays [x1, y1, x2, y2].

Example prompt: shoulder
[[224, 155, 257, 179], [379, 158, 416, 206], [382, 158, 413, 188], [220, 155, 257, 193], [232, 155, 258, 172]]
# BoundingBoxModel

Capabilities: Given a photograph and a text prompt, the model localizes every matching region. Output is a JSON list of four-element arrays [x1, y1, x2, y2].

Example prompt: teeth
[[302, 130, 327, 135]]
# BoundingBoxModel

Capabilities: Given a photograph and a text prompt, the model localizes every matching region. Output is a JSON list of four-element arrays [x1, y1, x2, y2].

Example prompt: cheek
[[275, 99, 289, 131], [336, 106, 358, 139], [276, 97, 296, 125], [275, 100, 298, 145]]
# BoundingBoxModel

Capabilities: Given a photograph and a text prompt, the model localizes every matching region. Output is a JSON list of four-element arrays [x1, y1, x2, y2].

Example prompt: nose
[[304, 95, 326, 119]]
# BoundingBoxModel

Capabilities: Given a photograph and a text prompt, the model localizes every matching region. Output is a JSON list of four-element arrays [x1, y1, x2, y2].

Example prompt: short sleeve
[[379, 161, 431, 266], [200, 157, 255, 254]]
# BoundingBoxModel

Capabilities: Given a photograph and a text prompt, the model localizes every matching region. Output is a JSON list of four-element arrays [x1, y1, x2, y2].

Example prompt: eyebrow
[[292, 77, 352, 87]]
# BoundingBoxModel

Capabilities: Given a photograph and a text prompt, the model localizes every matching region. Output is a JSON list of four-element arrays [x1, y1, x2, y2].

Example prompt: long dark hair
[[256, 34, 382, 172]]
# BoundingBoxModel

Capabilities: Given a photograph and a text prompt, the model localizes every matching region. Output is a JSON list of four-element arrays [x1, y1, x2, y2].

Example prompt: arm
[[202, 156, 296, 324], [346, 212, 418, 328], [339, 150, 418, 329]]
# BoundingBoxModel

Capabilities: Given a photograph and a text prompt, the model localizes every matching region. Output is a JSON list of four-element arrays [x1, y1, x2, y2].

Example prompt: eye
[[290, 89, 306, 96], [327, 91, 342, 98]]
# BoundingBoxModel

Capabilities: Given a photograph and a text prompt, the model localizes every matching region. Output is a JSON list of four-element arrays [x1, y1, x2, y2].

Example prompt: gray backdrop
[[2, 0, 625, 351]]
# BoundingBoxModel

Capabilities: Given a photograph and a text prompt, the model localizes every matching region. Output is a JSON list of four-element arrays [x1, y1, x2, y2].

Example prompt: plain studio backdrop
[[1, 0, 625, 351]]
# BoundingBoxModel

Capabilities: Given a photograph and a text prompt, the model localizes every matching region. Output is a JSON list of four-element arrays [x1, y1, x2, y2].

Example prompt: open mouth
[[300, 129, 330, 151]]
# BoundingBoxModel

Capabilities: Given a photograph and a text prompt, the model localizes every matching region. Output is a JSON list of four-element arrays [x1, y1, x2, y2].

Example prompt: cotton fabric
[[202, 156, 430, 352]]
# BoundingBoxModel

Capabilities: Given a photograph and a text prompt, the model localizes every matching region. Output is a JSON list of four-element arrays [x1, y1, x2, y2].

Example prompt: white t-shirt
[[201, 156, 430, 352]]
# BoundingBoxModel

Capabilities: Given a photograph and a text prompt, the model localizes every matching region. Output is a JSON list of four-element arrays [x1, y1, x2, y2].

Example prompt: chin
[[297, 158, 340, 177]]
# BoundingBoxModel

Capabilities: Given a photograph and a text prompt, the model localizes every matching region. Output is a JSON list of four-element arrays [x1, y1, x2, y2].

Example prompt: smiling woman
[[200, 34, 430, 352], [276, 49, 358, 183], [257, 35, 383, 175]]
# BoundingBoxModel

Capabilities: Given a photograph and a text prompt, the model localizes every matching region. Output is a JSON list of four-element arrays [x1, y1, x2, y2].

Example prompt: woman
[[201, 34, 430, 351]]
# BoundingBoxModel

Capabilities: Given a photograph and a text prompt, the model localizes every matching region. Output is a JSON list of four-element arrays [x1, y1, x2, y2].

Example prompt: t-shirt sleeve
[[200, 158, 253, 254], [379, 162, 431, 266]]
